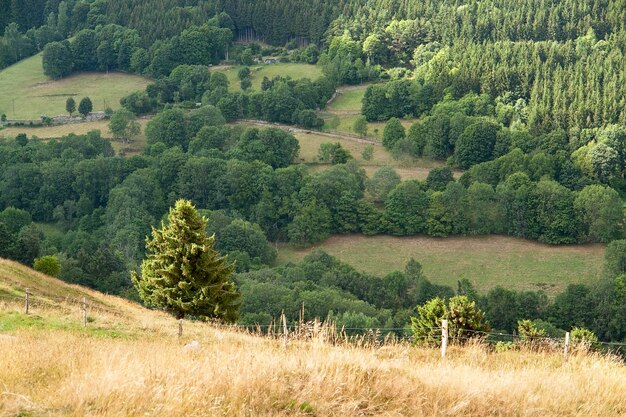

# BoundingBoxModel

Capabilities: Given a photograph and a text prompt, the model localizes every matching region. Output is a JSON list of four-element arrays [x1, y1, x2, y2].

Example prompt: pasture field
[[277, 235, 606, 294], [0, 54, 151, 120], [0, 119, 149, 156], [294, 130, 445, 180], [323, 112, 417, 140], [0, 258, 624, 417], [213, 62, 322, 92]]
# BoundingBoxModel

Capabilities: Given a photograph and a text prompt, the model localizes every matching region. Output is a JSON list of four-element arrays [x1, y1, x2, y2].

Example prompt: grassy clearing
[[294, 131, 449, 180], [327, 87, 366, 112], [214, 62, 322, 92], [323, 112, 417, 140], [0, 54, 151, 120], [0, 119, 150, 156], [277, 235, 606, 294]]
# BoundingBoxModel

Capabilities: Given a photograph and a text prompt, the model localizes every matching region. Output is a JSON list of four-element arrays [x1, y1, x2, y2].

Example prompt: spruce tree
[[132, 199, 240, 321]]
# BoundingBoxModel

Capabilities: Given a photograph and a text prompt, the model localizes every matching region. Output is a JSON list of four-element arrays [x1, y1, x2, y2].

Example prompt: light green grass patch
[[213, 63, 322, 92], [328, 88, 366, 112], [277, 235, 605, 294], [323, 113, 417, 140], [0, 54, 151, 120]]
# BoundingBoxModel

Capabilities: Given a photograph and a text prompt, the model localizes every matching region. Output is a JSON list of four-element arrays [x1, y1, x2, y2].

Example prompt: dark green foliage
[[288, 199, 331, 246], [235, 128, 299, 169], [145, 109, 187, 148], [603, 240, 626, 278], [454, 121, 500, 169], [548, 284, 595, 330], [426, 167, 454, 192], [382, 118, 405, 149], [78, 97, 93, 117], [384, 180, 428, 235], [0, 207, 32, 234], [132, 199, 240, 321], [42, 41, 72, 79]]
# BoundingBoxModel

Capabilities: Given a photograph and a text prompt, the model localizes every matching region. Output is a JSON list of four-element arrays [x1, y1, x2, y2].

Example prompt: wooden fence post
[[563, 332, 570, 364], [82, 297, 87, 326], [25, 288, 30, 314], [441, 319, 449, 359], [281, 311, 288, 348], [178, 319, 183, 338]]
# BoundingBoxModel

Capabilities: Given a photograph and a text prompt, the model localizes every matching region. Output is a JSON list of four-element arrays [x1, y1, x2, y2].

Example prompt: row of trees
[[121, 64, 332, 128]]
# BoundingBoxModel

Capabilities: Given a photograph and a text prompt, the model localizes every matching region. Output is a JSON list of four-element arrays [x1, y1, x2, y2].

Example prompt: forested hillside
[[2, 0, 626, 344]]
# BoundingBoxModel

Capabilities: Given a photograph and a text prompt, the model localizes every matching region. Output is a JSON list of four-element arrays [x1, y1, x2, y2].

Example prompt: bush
[[570, 327, 599, 350], [318, 142, 351, 164], [362, 145, 374, 161], [34, 255, 61, 277]]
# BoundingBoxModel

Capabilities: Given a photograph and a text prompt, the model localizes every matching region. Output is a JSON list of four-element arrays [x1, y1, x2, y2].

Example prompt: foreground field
[[0, 54, 151, 120], [278, 235, 606, 294], [0, 260, 624, 417]]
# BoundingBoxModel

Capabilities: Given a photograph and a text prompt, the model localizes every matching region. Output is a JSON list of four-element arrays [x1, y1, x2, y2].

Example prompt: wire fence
[[10, 288, 626, 354]]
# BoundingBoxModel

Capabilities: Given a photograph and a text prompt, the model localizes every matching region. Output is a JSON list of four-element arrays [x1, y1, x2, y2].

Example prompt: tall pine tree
[[132, 199, 240, 321]]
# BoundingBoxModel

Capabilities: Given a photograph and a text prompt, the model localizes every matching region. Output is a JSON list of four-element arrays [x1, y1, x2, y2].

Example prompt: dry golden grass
[[1, 259, 625, 416], [1, 308, 624, 417]]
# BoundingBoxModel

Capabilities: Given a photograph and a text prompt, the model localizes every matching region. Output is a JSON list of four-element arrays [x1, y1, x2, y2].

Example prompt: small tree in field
[[353, 115, 368, 137], [362, 144, 374, 161], [66, 97, 76, 117], [109, 108, 141, 143], [78, 97, 93, 118], [132, 199, 240, 321]]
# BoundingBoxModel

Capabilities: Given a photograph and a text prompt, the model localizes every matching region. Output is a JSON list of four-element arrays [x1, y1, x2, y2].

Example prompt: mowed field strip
[[0, 54, 151, 120], [278, 235, 606, 294]]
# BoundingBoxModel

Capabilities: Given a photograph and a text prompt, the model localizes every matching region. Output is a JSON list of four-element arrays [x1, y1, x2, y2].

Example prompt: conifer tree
[[65, 97, 75, 116], [78, 97, 92, 117], [132, 199, 240, 321]]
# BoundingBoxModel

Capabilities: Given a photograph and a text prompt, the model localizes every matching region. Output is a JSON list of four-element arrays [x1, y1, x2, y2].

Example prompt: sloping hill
[[0, 54, 150, 120], [0, 259, 625, 417], [0, 258, 138, 316]]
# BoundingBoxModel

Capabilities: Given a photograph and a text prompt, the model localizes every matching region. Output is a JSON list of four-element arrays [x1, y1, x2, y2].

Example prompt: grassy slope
[[322, 84, 418, 140], [277, 235, 606, 294], [0, 54, 151, 120], [0, 259, 624, 417], [214, 62, 322, 92]]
